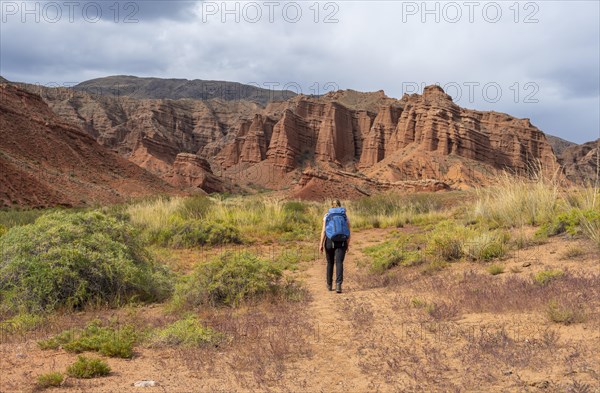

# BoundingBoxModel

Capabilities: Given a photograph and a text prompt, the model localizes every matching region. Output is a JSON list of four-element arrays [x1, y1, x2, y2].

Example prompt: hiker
[[319, 199, 351, 293]]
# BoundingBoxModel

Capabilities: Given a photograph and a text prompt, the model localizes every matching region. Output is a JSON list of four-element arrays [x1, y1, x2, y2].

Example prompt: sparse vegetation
[[38, 319, 139, 358], [152, 315, 223, 347], [36, 372, 64, 388], [0, 211, 173, 313], [547, 300, 586, 325], [67, 356, 110, 378], [561, 245, 585, 259], [464, 231, 509, 261], [349, 192, 453, 229], [534, 269, 564, 286], [1, 178, 598, 392], [487, 264, 505, 275], [363, 234, 424, 273], [3, 313, 45, 333]]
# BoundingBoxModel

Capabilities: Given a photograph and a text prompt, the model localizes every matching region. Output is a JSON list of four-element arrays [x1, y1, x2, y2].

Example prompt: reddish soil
[[0, 84, 178, 208]]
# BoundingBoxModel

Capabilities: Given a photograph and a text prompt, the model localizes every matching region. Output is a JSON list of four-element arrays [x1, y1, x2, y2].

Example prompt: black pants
[[325, 239, 347, 286]]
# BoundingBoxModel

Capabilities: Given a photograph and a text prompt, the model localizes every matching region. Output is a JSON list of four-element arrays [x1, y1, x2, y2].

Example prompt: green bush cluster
[[533, 269, 563, 286], [363, 236, 424, 273], [0, 211, 173, 312], [536, 208, 600, 239], [426, 221, 467, 261], [67, 356, 110, 378], [38, 319, 139, 358], [37, 372, 64, 388], [172, 251, 286, 308], [3, 313, 45, 333], [152, 315, 223, 347], [426, 221, 508, 262], [150, 219, 242, 248], [0, 224, 6, 237]]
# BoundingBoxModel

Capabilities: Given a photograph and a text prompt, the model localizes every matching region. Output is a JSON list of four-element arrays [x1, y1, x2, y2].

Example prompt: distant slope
[[74, 75, 297, 105], [546, 134, 577, 157], [0, 83, 178, 208], [560, 139, 600, 184]]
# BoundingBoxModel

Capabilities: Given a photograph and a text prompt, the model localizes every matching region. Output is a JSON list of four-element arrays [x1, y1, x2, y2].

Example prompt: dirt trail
[[298, 229, 392, 392], [302, 248, 368, 392]]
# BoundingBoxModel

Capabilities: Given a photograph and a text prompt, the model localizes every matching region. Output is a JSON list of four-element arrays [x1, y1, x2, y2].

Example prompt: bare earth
[[1, 227, 599, 392]]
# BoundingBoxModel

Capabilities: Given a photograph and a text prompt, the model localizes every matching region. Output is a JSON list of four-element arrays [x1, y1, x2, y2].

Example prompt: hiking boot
[[336, 284, 342, 293], [327, 284, 333, 291]]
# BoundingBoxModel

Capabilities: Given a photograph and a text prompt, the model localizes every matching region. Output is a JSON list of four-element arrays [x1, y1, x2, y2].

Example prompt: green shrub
[[67, 356, 110, 378], [547, 300, 586, 325], [0, 210, 173, 312], [363, 237, 423, 273], [533, 269, 563, 286], [535, 208, 600, 240], [38, 320, 139, 358], [3, 313, 45, 333], [167, 220, 242, 248], [487, 264, 505, 275], [426, 221, 468, 261], [464, 232, 508, 261], [0, 224, 6, 238], [152, 315, 223, 347], [37, 372, 64, 388], [172, 251, 287, 308]]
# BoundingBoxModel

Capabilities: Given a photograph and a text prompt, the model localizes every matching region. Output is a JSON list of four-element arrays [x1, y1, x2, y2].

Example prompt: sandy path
[[297, 231, 387, 393]]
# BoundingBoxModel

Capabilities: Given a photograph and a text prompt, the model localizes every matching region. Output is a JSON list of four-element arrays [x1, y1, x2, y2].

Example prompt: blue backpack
[[325, 207, 350, 242]]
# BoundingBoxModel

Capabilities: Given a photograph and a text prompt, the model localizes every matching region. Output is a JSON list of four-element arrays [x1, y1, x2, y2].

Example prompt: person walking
[[319, 199, 351, 293]]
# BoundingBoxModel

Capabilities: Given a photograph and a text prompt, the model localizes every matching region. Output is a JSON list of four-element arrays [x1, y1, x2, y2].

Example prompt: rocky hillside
[[560, 139, 600, 184], [546, 135, 577, 157], [0, 83, 178, 208], [20, 79, 565, 199], [73, 75, 297, 105]]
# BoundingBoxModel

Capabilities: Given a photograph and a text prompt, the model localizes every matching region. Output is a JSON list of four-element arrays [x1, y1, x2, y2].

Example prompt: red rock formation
[[168, 153, 223, 193], [26, 81, 563, 198], [0, 84, 177, 208]]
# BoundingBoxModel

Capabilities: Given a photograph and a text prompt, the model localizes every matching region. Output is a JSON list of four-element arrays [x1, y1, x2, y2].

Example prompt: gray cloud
[[0, 0, 598, 143]]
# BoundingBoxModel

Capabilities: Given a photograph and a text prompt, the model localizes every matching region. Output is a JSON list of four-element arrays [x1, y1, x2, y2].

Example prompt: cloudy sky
[[1, 1, 598, 143]]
